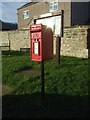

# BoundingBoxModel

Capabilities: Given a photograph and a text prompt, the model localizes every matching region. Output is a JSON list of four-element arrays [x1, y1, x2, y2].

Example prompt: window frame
[[23, 10, 29, 19], [49, 1, 58, 12]]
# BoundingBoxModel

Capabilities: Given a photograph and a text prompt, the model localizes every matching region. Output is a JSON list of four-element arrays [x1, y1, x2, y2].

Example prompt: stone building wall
[[57, 26, 90, 58], [18, 2, 71, 29], [0, 26, 90, 58]]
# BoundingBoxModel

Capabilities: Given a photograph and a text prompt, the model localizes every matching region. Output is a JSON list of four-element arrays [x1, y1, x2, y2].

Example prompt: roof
[[0, 20, 3, 23], [17, 2, 38, 10], [0, 21, 18, 31]]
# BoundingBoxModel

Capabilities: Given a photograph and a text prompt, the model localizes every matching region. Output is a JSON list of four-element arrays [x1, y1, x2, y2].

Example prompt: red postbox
[[30, 24, 53, 61]]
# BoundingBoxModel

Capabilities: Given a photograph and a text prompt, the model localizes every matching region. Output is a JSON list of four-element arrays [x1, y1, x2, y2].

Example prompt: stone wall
[[56, 26, 90, 58], [0, 29, 30, 51], [0, 26, 90, 58]]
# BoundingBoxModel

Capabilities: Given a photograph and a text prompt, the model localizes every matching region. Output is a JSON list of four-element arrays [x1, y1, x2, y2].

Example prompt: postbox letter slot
[[34, 39, 39, 41]]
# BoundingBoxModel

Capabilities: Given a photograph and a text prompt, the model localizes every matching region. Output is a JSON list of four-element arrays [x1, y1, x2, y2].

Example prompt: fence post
[[56, 36, 61, 65], [9, 41, 10, 51]]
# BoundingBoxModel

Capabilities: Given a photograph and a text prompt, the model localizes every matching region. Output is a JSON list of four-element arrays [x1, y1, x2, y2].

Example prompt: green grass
[[2, 51, 89, 118], [2, 51, 89, 96]]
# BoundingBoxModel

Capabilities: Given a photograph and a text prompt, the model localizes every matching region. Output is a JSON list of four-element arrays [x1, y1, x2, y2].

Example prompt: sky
[[0, 0, 90, 23], [0, 0, 30, 23]]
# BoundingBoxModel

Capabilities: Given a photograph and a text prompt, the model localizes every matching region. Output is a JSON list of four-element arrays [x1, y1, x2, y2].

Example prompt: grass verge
[[2, 51, 89, 96]]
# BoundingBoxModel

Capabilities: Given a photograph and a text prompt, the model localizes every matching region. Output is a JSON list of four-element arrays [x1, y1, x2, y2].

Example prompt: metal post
[[56, 36, 61, 65], [41, 61, 44, 104], [9, 40, 10, 51]]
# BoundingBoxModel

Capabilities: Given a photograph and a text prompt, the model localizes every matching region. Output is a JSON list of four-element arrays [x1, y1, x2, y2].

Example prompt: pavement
[[0, 84, 13, 96]]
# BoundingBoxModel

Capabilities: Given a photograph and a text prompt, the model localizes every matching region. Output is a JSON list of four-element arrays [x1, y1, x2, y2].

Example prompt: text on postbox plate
[[31, 32, 42, 39]]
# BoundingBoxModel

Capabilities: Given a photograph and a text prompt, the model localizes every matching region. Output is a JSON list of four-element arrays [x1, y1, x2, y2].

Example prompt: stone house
[[17, 1, 90, 29]]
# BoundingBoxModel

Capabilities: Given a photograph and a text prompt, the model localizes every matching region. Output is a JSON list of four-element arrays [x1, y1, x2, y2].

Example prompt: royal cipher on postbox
[[30, 24, 53, 61]]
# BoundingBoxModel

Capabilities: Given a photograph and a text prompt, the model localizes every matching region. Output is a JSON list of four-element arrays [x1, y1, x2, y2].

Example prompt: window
[[23, 10, 29, 19], [49, 1, 58, 12]]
